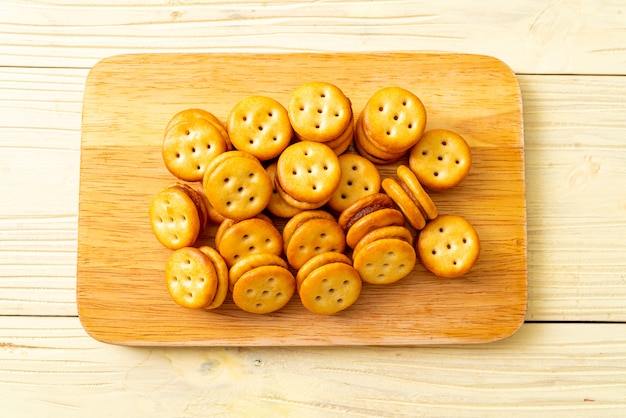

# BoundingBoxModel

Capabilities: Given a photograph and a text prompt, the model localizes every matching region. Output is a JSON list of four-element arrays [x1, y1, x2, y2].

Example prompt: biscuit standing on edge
[[416, 214, 480, 278], [197, 246, 230, 310], [149, 183, 208, 250], [381, 165, 438, 230]]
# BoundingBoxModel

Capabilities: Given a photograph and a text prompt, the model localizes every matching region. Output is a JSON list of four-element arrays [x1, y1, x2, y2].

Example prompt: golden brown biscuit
[[265, 162, 303, 218], [360, 86, 427, 154], [416, 214, 480, 278], [216, 217, 283, 267], [274, 176, 332, 210], [282, 210, 337, 254], [164, 247, 219, 309], [202, 151, 273, 221], [352, 225, 413, 258], [163, 117, 228, 181], [288, 81, 353, 142], [352, 238, 416, 285], [198, 246, 229, 310], [328, 153, 381, 214], [231, 265, 295, 314], [149, 183, 207, 250], [320, 116, 354, 156], [345, 207, 405, 249], [381, 177, 426, 230], [228, 253, 288, 291], [227, 96, 292, 161], [285, 217, 346, 270], [165, 108, 230, 149], [409, 129, 472, 191], [275, 141, 341, 206], [354, 113, 406, 164], [295, 252, 352, 290], [298, 262, 362, 315], [337, 193, 395, 232], [382, 165, 438, 230], [337, 193, 405, 248]]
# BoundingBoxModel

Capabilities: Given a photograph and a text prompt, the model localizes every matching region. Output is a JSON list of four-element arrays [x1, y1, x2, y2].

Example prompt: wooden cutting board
[[77, 53, 527, 346]]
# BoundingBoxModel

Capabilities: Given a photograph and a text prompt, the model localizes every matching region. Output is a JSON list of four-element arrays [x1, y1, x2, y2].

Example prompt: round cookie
[[295, 252, 352, 289], [354, 113, 407, 163], [232, 265, 295, 314], [409, 129, 472, 191], [216, 217, 283, 267], [165, 108, 230, 148], [198, 246, 229, 310], [282, 209, 337, 254], [149, 183, 207, 250], [285, 217, 346, 270], [265, 162, 302, 218], [345, 207, 406, 249], [162, 117, 228, 181], [416, 214, 480, 278], [202, 151, 273, 221], [352, 225, 413, 257], [288, 81, 353, 142], [360, 86, 427, 154], [298, 262, 362, 315], [274, 176, 332, 210], [275, 141, 341, 205], [227, 96, 292, 161], [164, 247, 219, 309], [353, 238, 416, 285], [229, 253, 288, 291], [321, 117, 354, 156], [327, 153, 381, 214]]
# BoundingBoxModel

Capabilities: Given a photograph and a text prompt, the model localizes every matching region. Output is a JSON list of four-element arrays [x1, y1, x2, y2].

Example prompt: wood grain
[[3, 70, 625, 322], [76, 53, 526, 346], [2, 1, 625, 74], [2, 318, 625, 417]]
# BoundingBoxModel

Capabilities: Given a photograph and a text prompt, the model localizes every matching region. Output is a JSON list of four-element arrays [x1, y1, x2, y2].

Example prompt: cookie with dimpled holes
[[149, 183, 208, 250], [202, 150, 273, 221], [288, 81, 353, 143], [231, 264, 296, 314], [164, 247, 219, 309], [360, 86, 427, 154], [275, 141, 341, 207], [409, 129, 472, 191], [416, 214, 480, 278], [327, 153, 381, 214], [298, 260, 362, 315], [227, 96, 292, 161]]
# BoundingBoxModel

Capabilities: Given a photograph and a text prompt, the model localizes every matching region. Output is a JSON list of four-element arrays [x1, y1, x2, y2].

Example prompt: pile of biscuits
[[149, 82, 480, 315]]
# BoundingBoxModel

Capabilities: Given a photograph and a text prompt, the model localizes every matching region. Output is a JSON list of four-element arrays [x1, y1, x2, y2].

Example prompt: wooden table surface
[[1, 1, 625, 416]]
